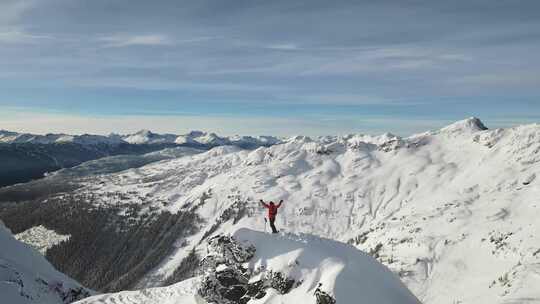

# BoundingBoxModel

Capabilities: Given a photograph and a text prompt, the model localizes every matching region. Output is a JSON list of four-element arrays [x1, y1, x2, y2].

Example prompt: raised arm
[[277, 200, 283, 208], [260, 199, 269, 208]]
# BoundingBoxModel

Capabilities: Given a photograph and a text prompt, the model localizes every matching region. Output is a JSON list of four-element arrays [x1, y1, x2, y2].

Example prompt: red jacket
[[262, 201, 282, 220]]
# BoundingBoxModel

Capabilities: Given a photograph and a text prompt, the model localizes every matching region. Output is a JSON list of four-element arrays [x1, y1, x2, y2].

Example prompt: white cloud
[[62, 77, 286, 92], [449, 72, 540, 87], [99, 34, 172, 47], [291, 93, 390, 105], [0, 28, 50, 44], [266, 43, 300, 51], [438, 53, 473, 62], [298, 47, 474, 76]]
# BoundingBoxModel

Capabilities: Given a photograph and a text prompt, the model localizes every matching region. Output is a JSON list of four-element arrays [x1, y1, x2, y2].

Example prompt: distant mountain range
[[0, 130, 281, 188], [0, 129, 281, 147]]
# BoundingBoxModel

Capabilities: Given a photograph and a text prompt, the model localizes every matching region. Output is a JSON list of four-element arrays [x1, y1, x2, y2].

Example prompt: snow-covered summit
[[439, 117, 488, 134], [175, 131, 228, 146], [122, 129, 178, 144], [175, 131, 282, 148], [76, 228, 420, 304]]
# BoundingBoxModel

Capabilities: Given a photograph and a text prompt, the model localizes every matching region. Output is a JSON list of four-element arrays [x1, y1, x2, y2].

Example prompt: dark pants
[[269, 217, 278, 233]]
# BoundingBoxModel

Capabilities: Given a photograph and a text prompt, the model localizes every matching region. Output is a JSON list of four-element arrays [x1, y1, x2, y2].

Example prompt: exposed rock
[[197, 234, 298, 304], [266, 270, 296, 294], [315, 283, 336, 304]]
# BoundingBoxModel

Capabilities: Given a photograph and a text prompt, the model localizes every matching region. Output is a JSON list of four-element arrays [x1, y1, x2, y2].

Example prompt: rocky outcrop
[[315, 283, 337, 304], [197, 235, 299, 304]]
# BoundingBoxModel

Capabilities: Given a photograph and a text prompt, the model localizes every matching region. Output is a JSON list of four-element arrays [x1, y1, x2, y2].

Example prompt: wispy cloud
[[99, 34, 172, 47], [97, 34, 218, 48], [0, 28, 50, 44], [291, 94, 390, 105], [298, 47, 473, 75], [449, 72, 540, 87], [265, 43, 300, 51], [62, 76, 287, 92]]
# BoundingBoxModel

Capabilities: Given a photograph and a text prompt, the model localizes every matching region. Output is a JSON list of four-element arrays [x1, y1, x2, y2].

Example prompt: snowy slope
[[75, 228, 420, 304], [63, 117, 540, 304], [74, 278, 201, 304], [234, 229, 420, 304], [0, 221, 91, 304], [48, 146, 203, 178]]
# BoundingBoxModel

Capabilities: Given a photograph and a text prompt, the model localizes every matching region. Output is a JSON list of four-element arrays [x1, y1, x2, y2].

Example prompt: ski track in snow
[[64, 119, 540, 304]]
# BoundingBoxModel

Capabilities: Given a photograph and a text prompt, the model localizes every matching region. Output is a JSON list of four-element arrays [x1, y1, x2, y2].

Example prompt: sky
[[0, 0, 539, 136]]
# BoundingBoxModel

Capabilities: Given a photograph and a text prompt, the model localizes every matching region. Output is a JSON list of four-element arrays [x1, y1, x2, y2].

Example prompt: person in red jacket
[[260, 199, 283, 233]]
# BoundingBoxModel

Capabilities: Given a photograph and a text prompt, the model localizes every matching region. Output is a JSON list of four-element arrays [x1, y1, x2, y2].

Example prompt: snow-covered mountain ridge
[[2, 117, 540, 304], [0, 129, 279, 188], [0, 129, 280, 147]]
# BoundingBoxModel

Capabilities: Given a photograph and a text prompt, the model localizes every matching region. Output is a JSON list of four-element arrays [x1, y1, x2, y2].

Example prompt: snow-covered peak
[[195, 132, 228, 145], [440, 117, 488, 134], [174, 131, 282, 148], [122, 130, 177, 144], [174, 130, 221, 145], [187, 130, 205, 137], [285, 135, 313, 144], [342, 132, 401, 147], [136, 129, 152, 135], [252, 135, 282, 145]]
